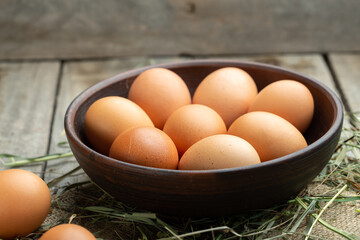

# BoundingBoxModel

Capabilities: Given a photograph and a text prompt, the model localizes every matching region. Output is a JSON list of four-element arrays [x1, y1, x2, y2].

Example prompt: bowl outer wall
[[64, 59, 343, 216]]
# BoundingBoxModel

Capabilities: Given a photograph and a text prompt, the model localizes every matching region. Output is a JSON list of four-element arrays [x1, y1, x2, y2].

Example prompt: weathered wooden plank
[[0, 0, 359, 60], [0, 61, 60, 175], [328, 54, 360, 113]]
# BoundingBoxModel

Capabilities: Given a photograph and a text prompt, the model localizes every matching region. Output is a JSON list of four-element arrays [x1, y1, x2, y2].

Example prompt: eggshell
[[109, 127, 178, 169], [128, 68, 191, 129], [249, 80, 314, 133], [228, 111, 308, 162], [0, 169, 51, 239], [39, 224, 96, 240], [179, 134, 261, 170], [84, 96, 154, 155], [163, 104, 227, 156], [192, 67, 258, 128]]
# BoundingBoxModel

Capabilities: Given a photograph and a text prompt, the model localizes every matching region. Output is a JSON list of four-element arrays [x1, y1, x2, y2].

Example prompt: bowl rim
[[64, 59, 344, 175]]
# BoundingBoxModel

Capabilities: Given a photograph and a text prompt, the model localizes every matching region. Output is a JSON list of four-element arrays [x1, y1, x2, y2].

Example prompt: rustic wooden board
[[0, 0, 359, 60], [44, 54, 337, 185], [0, 61, 60, 175], [328, 53, 360, 113]]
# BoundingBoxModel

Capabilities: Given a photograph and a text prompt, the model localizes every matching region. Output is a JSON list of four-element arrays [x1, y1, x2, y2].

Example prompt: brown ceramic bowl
[[64, 59, 343, 216]]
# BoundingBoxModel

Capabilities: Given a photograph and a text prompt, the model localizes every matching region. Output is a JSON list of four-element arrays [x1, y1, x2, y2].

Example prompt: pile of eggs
[[84, 67, 314, 170]]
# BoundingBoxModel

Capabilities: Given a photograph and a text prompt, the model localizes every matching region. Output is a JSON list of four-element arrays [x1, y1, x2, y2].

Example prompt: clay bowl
[[64, 59, 343, 216]]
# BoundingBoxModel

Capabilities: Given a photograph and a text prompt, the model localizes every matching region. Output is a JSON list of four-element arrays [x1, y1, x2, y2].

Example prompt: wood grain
[[0, 61, 60, 175], [328, 53, 360, 112], [0, 0, 359, 60]]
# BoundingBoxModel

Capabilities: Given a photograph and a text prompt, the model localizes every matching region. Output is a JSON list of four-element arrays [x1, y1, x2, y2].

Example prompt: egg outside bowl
[[64, 59, 343, 217]]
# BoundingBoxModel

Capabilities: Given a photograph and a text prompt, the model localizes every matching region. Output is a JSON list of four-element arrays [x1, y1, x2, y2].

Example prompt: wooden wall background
[[0, 0, 359, 60]]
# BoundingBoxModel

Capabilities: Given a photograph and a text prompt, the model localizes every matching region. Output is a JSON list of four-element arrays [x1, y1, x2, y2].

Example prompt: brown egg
[[163, 104, 227, 156], [84, 96, 154, 155], [228, 111, 308, 162], [249, 80, 314, 133], [0, 169, 51, 240], [39, 224, 96, 240], [179, 134, 261, 170], [109, 127, 178, 169], [128, 68, 191, 129], [192, 67, 258, 128]]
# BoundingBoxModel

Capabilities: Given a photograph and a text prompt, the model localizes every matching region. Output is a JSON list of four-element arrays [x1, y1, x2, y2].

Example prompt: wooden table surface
[[1, 53, 359, 238]]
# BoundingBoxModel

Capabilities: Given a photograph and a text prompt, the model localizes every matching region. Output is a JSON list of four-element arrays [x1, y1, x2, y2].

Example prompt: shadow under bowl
[[64, 59, 343, 216]]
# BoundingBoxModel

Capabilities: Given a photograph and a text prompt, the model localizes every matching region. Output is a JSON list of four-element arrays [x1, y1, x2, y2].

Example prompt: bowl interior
[[73, 60, 339, 150]]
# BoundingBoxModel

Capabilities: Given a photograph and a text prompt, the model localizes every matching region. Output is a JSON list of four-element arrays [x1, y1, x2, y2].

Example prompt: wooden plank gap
[[41, 61, 65, 179]]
